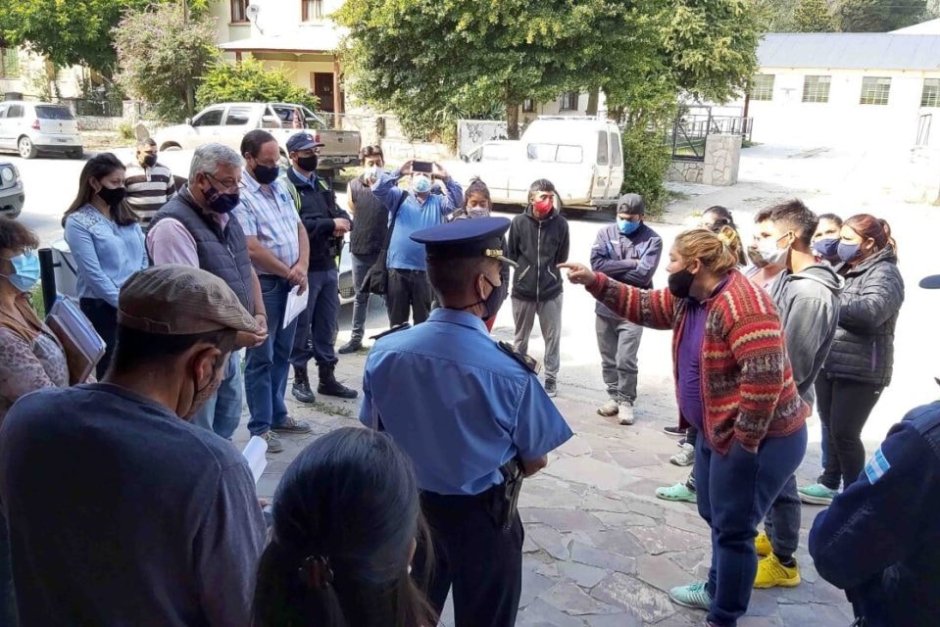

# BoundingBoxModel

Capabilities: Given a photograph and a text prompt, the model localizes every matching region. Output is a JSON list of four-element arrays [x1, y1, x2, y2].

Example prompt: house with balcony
[[209, 0, 348, 115]]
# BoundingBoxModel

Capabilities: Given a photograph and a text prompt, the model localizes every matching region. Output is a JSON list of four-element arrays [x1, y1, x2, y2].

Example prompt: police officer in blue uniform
[[360, 217, 573, 627], [808, 272, 940, 627]]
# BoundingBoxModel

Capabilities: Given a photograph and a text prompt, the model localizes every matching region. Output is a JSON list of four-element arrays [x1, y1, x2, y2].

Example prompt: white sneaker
[[597, 399, 619, 417], [670, 442, 695, 466], [618, 401, 636, 425]]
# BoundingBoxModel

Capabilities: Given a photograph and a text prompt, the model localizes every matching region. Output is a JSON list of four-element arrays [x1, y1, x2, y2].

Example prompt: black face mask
[[667, 268, 696, 299], [252, 163, 280, 185], [142, 154, 157, 168], [297, 155, 318, 173], [97, 186, 127, 210], [462, 275, 501, 320]]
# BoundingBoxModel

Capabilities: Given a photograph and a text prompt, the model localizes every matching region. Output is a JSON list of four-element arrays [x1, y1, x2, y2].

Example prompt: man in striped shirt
[[125, 138, 177, 228]]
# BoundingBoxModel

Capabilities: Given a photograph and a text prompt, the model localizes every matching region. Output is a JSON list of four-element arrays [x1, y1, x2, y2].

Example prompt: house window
[[749, 74, 774, 101], [802, 75, 831, 103], [559, 92, 579, 111], [522, 98, 535, 113], [921, 78, 940, 108], [230, 0, 249, 23], [302, 0, 323, 21], [0, 46, 19, 78], [860, 77, 891, 105]]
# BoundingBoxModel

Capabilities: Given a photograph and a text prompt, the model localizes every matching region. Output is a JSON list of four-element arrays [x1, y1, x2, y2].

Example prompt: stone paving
[[234, 322, 854, 627]]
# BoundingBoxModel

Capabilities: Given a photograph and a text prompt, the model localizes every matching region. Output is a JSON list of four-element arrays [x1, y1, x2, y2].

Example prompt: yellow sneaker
[[755, 531, 772, 557], [754, 553, 801, 589]]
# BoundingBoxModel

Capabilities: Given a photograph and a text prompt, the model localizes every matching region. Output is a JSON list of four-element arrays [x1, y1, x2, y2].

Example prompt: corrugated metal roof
[[759, 33, 940, 71], [892, 18, 940, 34]]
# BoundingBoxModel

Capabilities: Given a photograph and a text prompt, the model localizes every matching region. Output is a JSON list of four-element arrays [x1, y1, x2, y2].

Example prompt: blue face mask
[[837, 242, 861, 263], [412, 175, 432, 194], [617, 218, 640, 235], [812, 238, 840, 262], [2, 250, 40, 293]]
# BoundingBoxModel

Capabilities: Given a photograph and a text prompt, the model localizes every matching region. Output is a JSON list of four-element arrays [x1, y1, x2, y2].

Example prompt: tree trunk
[[586, 87, 600, 116], [506, 101, 520, 139]]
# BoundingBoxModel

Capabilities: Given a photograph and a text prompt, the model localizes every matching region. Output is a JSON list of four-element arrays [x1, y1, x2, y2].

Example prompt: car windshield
[[35, 106, 74, 120]]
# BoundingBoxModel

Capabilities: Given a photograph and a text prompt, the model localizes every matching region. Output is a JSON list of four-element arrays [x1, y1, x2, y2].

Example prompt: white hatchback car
[[0, 101, 84, 159]]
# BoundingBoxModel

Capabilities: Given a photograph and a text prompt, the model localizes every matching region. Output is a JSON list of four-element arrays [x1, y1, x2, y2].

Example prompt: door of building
[[313, 73, 334, 112]]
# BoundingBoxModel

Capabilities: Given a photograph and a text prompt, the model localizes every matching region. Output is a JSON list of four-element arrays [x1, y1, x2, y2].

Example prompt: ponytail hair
[[844, 213, 898, 260], [674, 227, 740, 276], [253, 428, 435, 627]]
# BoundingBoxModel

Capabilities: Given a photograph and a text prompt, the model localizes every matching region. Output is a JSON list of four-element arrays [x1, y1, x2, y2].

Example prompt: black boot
[[318, 363, 358, 399], [291, 366, 316, 404], [337, 338, 362, 354]]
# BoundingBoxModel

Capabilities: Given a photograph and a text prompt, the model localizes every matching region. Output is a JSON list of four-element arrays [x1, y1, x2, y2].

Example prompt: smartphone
[[412, 160, 433, 173]]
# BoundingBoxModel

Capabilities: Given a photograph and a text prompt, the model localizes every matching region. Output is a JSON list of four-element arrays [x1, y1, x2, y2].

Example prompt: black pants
[[816, 375, 883, 490], [80, 298, 117, 379], [413, 488, 523, 627], [387, 269, 432, 327]]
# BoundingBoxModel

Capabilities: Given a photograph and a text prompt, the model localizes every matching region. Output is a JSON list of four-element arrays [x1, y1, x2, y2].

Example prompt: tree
[[196, 57, 318, 112], [750, 0, 800, 31], [0, 0, 211, 76], [794, 0, 835, 31], [113, 3, 218, 121], [838, 0, 927, 31]]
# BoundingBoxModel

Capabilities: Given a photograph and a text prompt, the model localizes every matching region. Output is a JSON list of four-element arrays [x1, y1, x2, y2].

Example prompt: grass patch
[[311, 401, 355, 419]]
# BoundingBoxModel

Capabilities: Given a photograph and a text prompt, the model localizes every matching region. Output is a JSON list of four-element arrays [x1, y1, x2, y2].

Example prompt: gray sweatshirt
[[770, 262, 844, 405]]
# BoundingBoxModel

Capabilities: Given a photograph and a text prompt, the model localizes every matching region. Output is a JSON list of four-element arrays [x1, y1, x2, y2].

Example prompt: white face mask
[[756, 234, 790, 267]]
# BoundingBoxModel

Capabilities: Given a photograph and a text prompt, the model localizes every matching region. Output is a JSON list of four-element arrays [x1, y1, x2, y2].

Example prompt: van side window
[[597, 131, 609, 166], [610, 133, 623, 167]]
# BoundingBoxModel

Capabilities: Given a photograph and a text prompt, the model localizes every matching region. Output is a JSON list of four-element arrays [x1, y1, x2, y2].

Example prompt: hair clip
[[298, 555, 334, 590]]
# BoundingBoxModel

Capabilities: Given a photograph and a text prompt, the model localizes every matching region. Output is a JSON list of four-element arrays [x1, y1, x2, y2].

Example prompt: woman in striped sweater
[[561, 228, 809, 627]]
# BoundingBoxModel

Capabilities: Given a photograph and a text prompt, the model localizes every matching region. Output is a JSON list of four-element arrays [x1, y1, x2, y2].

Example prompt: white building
[[209, 0, 348, 114], [726, 29, 940, 148]]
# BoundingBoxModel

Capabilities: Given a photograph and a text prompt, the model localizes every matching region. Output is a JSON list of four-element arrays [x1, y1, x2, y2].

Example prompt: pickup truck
[[153, 102, 362, 174]]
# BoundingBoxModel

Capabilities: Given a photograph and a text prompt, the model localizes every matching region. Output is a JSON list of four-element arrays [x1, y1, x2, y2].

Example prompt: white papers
[[283, 285, 308, 329], [242, 436, 268, 485]]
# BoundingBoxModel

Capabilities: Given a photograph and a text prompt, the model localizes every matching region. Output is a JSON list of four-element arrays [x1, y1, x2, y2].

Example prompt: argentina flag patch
[[864, 447, 891, 484]]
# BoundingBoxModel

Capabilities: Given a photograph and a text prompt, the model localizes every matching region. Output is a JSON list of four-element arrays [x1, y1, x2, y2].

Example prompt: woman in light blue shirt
[[63, 153, 147, 377]]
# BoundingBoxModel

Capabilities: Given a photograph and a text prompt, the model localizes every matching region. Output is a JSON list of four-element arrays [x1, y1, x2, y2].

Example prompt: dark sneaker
[[663, 425, 688, 437], [272, 417, 313, 434], [291, 379, 316, 404], [260, 430, 283, 454], [338, 339, 363, 355], [544, 379, 557, 398]]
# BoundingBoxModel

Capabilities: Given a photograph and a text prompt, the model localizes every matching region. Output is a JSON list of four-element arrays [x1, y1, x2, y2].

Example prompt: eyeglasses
[[207, 173, 239, 192]]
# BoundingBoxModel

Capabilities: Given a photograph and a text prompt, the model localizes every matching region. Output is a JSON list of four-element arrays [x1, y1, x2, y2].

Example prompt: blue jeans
[[191, 351, 243, 439], [694, 425, 808, 626], [291, 268, 340, 369], [246, 276, 297, 436], [350, 252, 383, 341]]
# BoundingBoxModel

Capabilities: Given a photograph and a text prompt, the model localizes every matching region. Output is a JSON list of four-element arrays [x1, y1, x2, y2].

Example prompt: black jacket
[[285, 169, 351, 272], [823, 246, 904, 387], [507, 207, 569, 302], [810, 401, 940, 627]]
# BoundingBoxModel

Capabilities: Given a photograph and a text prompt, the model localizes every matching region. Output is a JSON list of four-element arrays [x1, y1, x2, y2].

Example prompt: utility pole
[[182, 0, 195, 117]]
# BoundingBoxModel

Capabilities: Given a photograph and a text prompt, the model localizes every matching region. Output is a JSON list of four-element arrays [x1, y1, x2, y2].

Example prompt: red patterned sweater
[[587, 269, 808, 454]]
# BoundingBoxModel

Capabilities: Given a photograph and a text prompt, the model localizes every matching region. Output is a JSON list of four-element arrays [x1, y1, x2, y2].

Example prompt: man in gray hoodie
[[751, 199, 843, 589]]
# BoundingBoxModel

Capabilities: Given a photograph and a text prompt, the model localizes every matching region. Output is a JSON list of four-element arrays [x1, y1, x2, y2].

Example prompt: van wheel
[[67, 148, 84, 159], [17, 136, 37, 159]]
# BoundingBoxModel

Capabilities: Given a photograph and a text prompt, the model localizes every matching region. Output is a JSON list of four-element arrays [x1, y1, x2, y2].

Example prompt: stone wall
[[665, 133, 741, 187]]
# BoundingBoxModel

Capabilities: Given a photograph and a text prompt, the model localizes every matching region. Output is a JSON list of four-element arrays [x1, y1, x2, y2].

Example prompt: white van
[[450, 117, 624, 210], [0, 101, 83, 159]]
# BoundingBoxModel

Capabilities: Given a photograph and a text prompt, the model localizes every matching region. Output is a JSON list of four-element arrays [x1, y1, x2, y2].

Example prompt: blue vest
[[150, 188, 255, 313]]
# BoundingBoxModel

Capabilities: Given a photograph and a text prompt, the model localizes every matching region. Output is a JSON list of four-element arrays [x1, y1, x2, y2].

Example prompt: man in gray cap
[[590, 193, 662, 425], [0, 265, 267, 627]]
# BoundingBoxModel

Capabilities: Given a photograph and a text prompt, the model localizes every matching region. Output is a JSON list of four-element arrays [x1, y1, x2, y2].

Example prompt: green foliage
[[750, 0, 800, 31], [117, 122, 136, 140], [837, 0, 926, 31], [196, 58, 318, 112], [794, 0, 836, 31], [0, 0, 166, 74], [113, 3, 218, 122], [621, 119, 672, 216]]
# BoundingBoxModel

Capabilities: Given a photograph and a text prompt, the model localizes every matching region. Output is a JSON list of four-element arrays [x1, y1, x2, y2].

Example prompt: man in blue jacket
[[589, 193, 662, 425], [808, 271, 940, 627]]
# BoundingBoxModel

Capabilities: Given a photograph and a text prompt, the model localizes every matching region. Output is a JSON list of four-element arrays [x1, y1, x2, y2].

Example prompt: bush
[[196, 57, 318, 111], [621, 121, 671, 216]]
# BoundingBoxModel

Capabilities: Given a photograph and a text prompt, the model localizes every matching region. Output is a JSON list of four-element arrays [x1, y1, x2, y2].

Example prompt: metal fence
[[666, 106, 753, 161]]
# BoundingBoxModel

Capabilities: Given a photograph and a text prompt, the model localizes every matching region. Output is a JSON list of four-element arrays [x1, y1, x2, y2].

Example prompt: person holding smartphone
[[371, 159, 463, 326]]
